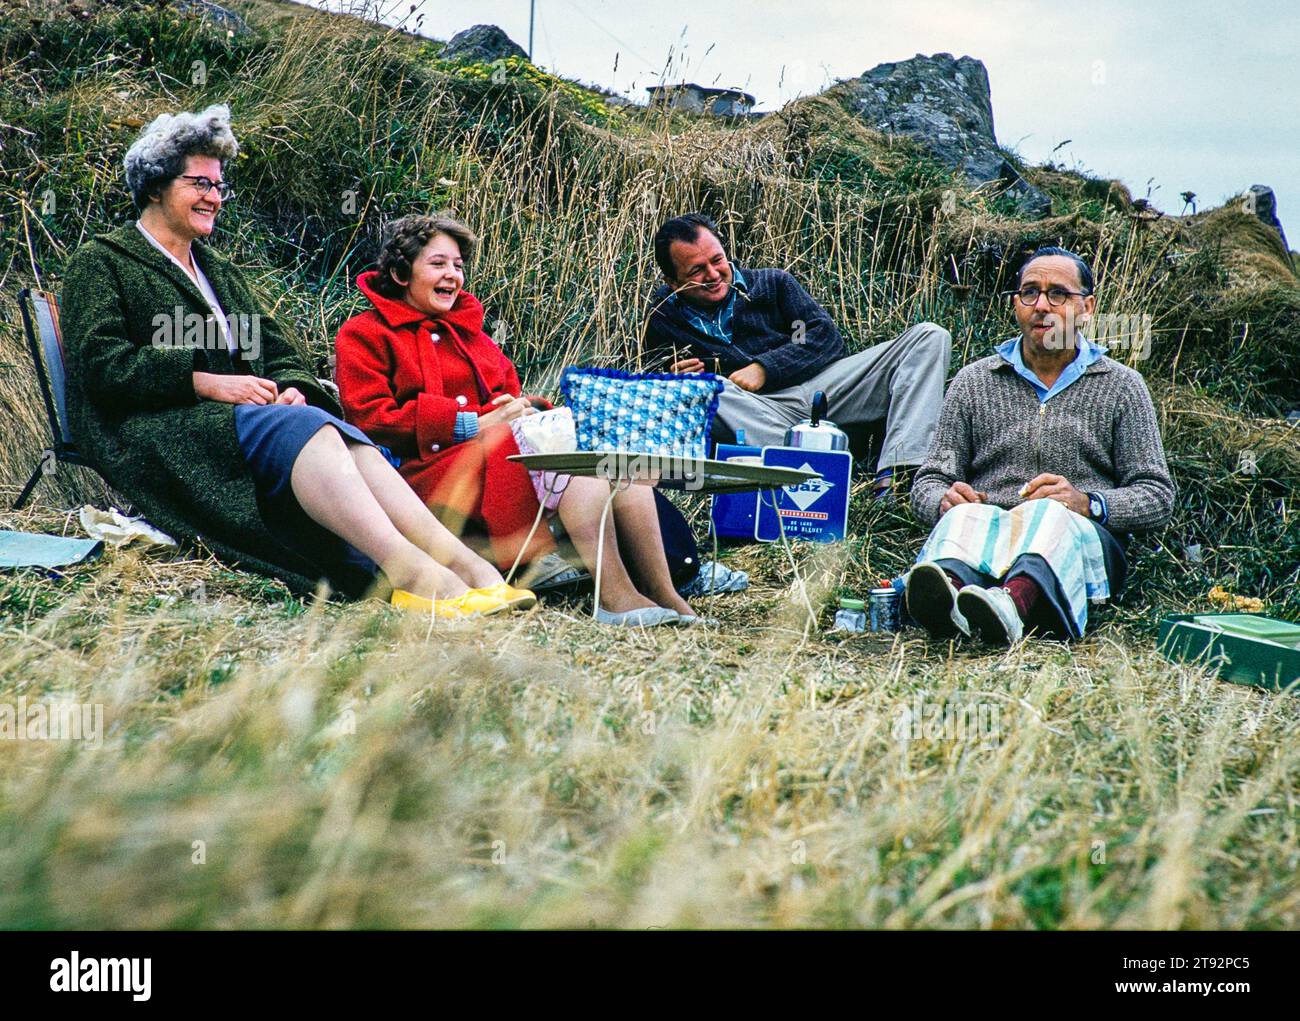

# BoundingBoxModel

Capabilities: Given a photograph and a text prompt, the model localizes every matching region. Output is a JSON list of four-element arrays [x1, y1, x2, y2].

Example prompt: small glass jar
[[832, 597, 867, 633]]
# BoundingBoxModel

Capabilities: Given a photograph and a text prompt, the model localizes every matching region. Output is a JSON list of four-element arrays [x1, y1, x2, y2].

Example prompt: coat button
[[455, 395, 468, 407], [430, 444, 440, 453], [430, 332, 440, 342]]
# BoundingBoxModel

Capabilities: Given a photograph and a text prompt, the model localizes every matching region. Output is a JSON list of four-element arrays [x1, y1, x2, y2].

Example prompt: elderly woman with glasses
[[61, 105, 530, 616], [904, 247, 1175, 645]]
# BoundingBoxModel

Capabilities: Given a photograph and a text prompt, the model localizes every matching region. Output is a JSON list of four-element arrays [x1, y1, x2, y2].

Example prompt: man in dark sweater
[[907, 247, 1175, 645], [640, 213, 951, 495]]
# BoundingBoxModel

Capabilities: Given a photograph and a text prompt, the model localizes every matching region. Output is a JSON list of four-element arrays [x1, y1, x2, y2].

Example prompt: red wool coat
[[335, 271, 554, 568]]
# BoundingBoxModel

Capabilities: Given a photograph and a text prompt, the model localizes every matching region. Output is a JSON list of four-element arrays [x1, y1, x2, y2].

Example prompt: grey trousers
[[714, 321, 952, 468]]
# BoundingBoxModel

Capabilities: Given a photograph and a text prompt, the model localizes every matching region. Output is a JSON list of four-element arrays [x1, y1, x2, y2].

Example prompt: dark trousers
[[936, 522, 1128, 640]]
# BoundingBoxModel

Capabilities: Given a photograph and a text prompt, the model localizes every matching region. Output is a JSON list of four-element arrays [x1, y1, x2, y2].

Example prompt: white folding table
[[505, 451, 822, 620]]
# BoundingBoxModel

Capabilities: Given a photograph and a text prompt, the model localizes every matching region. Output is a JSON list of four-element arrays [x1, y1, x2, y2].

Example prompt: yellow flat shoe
[[390, 589, 511, 618], [473, 582, 538, 610]]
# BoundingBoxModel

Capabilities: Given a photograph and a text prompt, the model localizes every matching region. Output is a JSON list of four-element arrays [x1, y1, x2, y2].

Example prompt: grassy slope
[[0, 0, 1297, 928]]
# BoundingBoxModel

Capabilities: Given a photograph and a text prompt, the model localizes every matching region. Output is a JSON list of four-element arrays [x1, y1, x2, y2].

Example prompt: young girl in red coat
[[335, 214, 696, 626]]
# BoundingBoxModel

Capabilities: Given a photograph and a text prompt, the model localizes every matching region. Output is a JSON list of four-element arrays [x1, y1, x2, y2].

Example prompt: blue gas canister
[[710, 429, 762, 540], [754, 392, 852, 544]]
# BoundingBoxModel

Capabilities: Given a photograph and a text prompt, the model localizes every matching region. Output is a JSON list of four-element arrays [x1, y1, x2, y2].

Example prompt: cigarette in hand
[[1018, 483, 1030, 497]]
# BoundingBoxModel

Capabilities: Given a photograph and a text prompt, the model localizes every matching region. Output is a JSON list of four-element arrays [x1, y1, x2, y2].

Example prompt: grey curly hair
[[123, 104, 239, 212]]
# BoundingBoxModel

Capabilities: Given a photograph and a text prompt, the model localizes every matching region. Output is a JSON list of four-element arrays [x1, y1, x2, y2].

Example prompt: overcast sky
[[301, 0, 1298, 244]]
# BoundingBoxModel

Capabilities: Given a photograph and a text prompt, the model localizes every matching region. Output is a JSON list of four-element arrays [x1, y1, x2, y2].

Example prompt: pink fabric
[[509, 418, 570, 511]]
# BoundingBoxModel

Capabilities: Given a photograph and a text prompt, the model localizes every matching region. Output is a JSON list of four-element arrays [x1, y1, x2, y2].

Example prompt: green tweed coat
[[61, 223, 346, 596]]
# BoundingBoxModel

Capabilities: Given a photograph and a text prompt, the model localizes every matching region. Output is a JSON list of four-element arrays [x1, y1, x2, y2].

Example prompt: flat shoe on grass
[[472, 582, 537, 610], [594, 605, 683, 627], [390, 588, 511, 619]]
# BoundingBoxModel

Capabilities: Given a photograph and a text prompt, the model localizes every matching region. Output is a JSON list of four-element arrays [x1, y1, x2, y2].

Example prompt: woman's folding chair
[[12, 288, 97, 509]]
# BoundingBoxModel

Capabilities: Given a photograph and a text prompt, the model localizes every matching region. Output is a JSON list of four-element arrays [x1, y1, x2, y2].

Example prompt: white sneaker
[[905, 562, 969, 638], [956, 586, 1024, 645]]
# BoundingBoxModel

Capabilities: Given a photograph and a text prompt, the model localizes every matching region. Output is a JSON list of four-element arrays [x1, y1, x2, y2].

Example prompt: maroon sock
[[1002, 575, 1040, 620], [944, 571, 965, 591]]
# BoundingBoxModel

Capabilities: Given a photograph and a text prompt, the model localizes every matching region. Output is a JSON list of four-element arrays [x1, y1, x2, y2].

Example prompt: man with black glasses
[[905, 247, 1174, 645]]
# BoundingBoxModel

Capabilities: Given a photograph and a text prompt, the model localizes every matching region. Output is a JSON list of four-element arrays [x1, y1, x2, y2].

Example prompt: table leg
[[710, 520, 719, 594], [505, 472, 562, 586], [763, 486, 817, 626]]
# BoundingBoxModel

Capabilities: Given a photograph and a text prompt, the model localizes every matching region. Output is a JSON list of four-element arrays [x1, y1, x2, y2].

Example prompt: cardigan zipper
[[1035, 402, 1046, 476]]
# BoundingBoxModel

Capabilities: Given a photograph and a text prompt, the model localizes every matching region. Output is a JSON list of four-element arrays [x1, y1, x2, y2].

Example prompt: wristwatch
[[1087, 492, 1104, 521]]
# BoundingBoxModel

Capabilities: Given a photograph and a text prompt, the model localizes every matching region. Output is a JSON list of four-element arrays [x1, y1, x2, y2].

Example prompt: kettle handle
[[810, 390, 828, 426]]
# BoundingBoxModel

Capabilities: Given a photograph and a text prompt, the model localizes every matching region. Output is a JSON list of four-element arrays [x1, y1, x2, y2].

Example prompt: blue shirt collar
[[996, 333, 1106, 403], [671, 264, 746, 343]]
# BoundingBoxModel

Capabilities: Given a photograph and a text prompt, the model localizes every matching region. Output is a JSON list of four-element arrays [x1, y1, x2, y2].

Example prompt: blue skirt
[[235, 403, 378, 499], [234, 404, 381, 596]]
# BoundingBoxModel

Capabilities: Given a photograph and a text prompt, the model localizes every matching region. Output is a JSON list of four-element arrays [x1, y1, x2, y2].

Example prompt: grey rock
[[175, 0, 249, 36], [646, 84, 757, 117], [442, 24, 528, 64], [1245, 184, 1289, 251], [838, 53, 1051, 217]]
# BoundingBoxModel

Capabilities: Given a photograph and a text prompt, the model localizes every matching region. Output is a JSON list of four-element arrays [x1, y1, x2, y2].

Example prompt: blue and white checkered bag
[[559, 367, 724, 460]]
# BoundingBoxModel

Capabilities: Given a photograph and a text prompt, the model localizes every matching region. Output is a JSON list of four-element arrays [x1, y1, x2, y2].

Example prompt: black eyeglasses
[[1004, 285, 1091, 307], [179, 175, 233, 200]]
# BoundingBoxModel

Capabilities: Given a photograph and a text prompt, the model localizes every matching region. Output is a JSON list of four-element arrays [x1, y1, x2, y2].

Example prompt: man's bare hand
[[275, 386, 307, 406], [938, 481, 988, 516], [670, 357, 706, 374], [729, 362, 767, 393], [1020, 473, 1089, 515], [193, 371, 278, 405]]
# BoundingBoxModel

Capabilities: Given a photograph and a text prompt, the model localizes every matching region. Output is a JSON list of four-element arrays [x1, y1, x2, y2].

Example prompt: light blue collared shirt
[[671, 265, 747, 345], [996, 333, 1106, 404]]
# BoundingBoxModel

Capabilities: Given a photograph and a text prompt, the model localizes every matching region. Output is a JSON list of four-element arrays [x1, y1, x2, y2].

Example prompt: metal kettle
[[783, 390, 849, 451]]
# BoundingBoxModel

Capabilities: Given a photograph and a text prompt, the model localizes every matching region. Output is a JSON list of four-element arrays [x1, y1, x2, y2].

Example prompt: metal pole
[[528, 0, 535, 60]]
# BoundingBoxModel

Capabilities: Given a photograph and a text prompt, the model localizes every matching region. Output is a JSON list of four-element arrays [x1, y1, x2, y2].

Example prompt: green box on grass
[[1157, 613, 1300, 693]]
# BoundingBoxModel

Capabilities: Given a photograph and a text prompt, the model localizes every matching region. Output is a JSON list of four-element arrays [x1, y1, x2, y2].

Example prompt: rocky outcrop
[[646, 84, 757, 117], [1245, 185, 1289, 252], [442, 24, 528, 63], [175, 0, 248, 36], [836, 53, 1051, 217]]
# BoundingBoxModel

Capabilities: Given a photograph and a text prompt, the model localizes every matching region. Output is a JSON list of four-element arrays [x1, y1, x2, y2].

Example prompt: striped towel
[[915, 498, 1110, 635]]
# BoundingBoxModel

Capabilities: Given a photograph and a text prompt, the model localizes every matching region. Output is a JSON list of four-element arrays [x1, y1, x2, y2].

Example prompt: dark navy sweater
[[641, 266, 845, 391]]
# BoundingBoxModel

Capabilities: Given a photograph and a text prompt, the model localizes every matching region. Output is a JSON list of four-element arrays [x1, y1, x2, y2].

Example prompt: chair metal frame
[[13, 288, 95, 509]]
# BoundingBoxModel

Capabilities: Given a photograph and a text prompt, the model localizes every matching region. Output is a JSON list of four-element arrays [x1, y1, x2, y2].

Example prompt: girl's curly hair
[[375, 214, 477, 299]]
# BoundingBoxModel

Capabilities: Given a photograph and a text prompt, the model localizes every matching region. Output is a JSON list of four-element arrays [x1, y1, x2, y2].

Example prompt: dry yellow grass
[[1, 0, 1297, 930], [1, 508, 1298, 929]]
